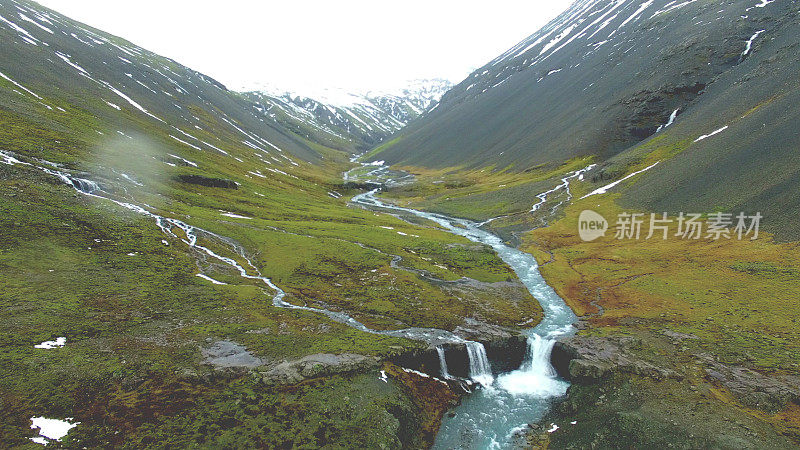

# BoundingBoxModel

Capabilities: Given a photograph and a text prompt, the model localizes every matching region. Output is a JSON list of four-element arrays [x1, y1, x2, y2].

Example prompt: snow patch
[[694, 125, 729, 142], [580, 161, 660, 199], [220, 212, 252, 220], [196, 273, 227, 285], [30, 417, 79, 445], [34, 337, 66, 349]]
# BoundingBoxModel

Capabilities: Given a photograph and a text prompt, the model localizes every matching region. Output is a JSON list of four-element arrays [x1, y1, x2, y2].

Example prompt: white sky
[[35, 0, 573, 94]]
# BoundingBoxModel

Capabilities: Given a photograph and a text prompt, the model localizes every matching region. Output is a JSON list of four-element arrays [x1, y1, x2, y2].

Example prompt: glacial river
[[349, 162, 588, 449]]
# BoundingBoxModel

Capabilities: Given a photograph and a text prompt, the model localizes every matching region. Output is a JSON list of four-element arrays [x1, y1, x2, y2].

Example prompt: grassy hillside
[[0, 0, 539, 446], [377, 152, 800, 444]]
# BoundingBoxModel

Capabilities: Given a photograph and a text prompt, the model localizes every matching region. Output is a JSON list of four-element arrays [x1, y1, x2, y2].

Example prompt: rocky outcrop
[[452, 318, 516, 342], [175, 174, 239, 189], [342, 180, 383, 191], [551, 335, 681, 382], [383, 362, 461, 447], [703, 358, 800, 412], [258, 353, 380, 385], [553, 334, 800, 414], [202, 340, 264, 368], [390, 328, 528, 379]]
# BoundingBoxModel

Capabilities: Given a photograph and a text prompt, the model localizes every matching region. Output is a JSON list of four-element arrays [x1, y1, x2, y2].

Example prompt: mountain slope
[[364, 0, 800, 445], [244, 79, 452, 152], [371, 0, 800, 239], [368, 0, 792, 170], [0, 1, 533, 447], [0, 1, 332, 165]]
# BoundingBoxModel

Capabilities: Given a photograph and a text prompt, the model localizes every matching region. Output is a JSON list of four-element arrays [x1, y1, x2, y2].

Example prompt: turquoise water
[[352, 186, 578, 449]]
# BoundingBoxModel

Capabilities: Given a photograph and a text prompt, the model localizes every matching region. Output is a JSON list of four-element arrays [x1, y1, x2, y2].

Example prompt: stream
[[7, 148, 587, 449], [348, 162, 582, 449]]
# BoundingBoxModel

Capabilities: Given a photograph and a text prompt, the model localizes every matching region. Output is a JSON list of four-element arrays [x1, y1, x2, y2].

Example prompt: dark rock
[[390, 332, 528, 379], [702, 358, 800, 412], [551, 335, 680, 383], [342, 181, 383, 191], [175, 174, 238, 189]]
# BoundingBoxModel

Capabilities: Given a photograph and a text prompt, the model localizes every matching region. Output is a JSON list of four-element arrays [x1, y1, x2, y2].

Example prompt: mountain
[[371, 0, 800, 238], [0, 1, 524, 447], [243, 79, 452, 152], [4, 0, 800, 447], [362, 0, 800, 446], [0, 0, 342, 169]]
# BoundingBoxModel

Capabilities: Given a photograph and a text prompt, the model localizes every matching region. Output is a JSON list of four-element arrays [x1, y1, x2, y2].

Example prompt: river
[[12, 148, 586, 449], [348, 161, 590, 449]]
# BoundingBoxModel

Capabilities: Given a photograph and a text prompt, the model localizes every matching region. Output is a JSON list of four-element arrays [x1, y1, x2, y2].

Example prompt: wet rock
[[389, 330, 527, 379], [259, 353, 379, 385], [453, 319, 528, 372]]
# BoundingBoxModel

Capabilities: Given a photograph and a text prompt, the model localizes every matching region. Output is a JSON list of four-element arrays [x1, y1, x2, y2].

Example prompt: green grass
[[524, 190, 800, 372], [0, 43, 542, 445], [378, 157, 595, 221]]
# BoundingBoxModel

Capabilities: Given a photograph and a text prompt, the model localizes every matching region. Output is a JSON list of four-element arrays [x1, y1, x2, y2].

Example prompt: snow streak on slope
[[0, 0, 320, 166]]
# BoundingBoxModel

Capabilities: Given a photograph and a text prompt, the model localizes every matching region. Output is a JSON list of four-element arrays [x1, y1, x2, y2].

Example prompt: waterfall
[[436, 346, 451, 379], [656, 108, 679, 132], [69, 177, 101, 194], [41, 168, 101, 194], [519, 334, 557, 376], [465, 342, 493, 386], [496, 334, 566, 397]]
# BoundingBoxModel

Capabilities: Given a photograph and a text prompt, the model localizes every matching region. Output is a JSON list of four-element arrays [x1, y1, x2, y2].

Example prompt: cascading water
[[436, 346, 451, 379], [11, 147, 585, 449], [465, 342, 494, 386], [521, 334, 557, 375], [344, 156, 589, 449], [495, 334, 565, 397]]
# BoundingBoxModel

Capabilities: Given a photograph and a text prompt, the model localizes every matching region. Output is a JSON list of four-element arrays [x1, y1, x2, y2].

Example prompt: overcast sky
[[36, 0, 573, 94]]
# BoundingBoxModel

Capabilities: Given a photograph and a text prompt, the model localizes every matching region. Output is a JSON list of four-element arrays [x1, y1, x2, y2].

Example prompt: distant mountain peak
[[243, 79, 453, 151]]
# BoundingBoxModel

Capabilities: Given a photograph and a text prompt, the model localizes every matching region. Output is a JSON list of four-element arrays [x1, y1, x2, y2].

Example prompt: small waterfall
[[42, 168, 101, 194], [436, 346, 450, 379], [496, 334, 566, 397], [519, 334, 557, 376], [465, 342, 493, 386], [656, 108, 679, 132], [69, 177, 101, 194]]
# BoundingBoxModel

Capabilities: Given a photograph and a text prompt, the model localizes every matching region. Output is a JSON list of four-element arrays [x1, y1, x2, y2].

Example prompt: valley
[[2, 0, 800, 448]]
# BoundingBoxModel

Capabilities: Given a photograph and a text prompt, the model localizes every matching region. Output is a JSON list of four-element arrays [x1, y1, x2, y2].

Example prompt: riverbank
[[375, 161, 800, 447], [0, 150, 544, 447], [516, 187, 800, 447], [525, 329, 800, 448]]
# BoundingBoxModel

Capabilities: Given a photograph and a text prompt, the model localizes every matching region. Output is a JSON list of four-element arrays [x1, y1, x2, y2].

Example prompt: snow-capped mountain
[[243, 79, 452, 151]]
